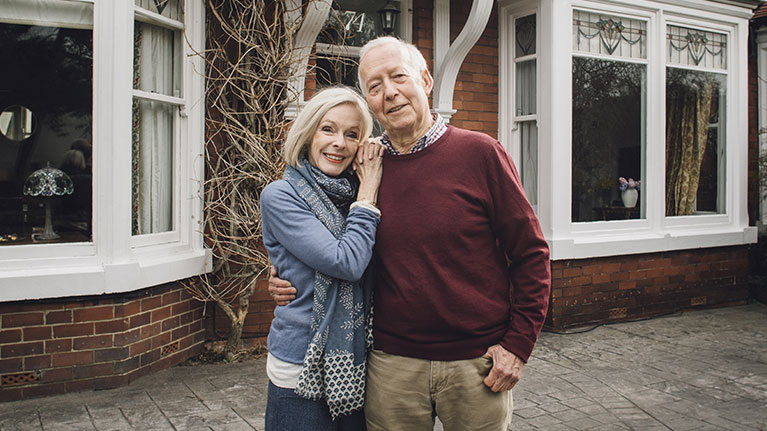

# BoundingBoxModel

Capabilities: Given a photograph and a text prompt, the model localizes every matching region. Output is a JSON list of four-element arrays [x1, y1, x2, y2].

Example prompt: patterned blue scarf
[[283, 159, 373, 418]]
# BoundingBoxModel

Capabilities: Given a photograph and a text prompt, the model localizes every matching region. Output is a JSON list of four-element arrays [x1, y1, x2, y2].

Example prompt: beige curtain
[[665, 76, 713, 216]]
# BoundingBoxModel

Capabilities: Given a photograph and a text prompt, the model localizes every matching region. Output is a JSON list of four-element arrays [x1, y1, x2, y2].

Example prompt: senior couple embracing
[[260, 36, 551, 431]]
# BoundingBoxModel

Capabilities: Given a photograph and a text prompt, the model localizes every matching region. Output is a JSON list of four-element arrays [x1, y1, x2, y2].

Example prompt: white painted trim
[[315, 42, 360, 57], [549, 226, 757, 260], [285, 0, 332, 117], [399, 0, 414, 43], [134, 5, 184, 29], [133, 89, 186, 106], [0, 249, 211, 302], [432, 0, 493, 121], [433, 0, 450, 74]]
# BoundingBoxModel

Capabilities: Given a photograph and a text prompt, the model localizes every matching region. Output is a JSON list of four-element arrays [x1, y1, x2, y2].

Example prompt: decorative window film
[[573, 10, 646, 60], [515, 14, 536, 58], [131, 7, 183, 235], [667, 25, 726, 71], [0, 1, 94, 246], [134, 0, 183, 21]]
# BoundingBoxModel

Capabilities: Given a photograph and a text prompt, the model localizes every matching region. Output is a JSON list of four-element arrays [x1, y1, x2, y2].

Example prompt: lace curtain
[[132, 22, 174, 235]]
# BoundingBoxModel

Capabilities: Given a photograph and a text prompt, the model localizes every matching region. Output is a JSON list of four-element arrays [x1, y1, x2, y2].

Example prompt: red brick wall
[[547, 246, 750, 329], [0, 283, 206, 402]]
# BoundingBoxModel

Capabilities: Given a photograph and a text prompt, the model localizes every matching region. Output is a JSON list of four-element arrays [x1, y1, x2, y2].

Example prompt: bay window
[[530, 0, 754, 259], [0, 0, 209, 302]]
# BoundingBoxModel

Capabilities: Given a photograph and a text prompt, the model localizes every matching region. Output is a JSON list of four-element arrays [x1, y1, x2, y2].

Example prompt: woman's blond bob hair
[[282, 86, 373, 167]]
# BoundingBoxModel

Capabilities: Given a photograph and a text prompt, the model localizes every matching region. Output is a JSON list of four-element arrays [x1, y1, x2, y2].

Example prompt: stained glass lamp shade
[[23, 163, 74, 240]]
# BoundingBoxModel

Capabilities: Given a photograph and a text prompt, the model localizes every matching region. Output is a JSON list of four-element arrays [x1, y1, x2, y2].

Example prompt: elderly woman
[[260, 86, 383, 430]]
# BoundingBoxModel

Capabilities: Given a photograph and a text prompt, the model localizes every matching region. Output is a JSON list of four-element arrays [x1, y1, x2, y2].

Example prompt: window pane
[[667, 25, 726, 71], [665, 68, 726, 216], [520, 121, 538, 212], [318, 0, 400, 47], [133, 22, 182, 98], [515, 14, 536, 57], [0, 18, 93, 245], [135, 0, 183, 22], [132, 99, 173, 235], [572, 10, 646, 60], [316, 55, 359, 89], [516, 59, 536, 116], [572, 57, 646, 222]]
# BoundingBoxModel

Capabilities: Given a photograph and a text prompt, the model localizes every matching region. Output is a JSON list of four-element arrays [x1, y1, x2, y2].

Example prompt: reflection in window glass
[[317, 0, 396, 47], [665, 68, 726, 216], [520, 121, 538, 210], [572, 57, 646, 222], [516, 60, 536, 116], [316, 55, 359, 89], [0, 21, 93, 245]]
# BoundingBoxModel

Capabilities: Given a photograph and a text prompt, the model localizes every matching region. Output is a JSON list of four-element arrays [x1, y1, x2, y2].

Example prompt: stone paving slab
[[0, 303, 765, 430]]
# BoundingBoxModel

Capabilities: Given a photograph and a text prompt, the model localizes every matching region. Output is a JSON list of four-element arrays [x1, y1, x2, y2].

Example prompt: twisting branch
[[184, 0, 304, 357], [185, 0, 355, 358]]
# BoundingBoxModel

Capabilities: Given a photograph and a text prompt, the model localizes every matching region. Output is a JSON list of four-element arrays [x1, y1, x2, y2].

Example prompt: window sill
[[0, 248, 212, 302], [549, 226, 757, 260]]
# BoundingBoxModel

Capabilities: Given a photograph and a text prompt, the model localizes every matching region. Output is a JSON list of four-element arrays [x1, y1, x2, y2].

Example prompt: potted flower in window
[[618, 177, 640, 208]]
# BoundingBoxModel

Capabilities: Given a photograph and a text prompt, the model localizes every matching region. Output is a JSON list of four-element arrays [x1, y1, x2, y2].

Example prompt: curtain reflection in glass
[[516, 60, 536, 116], [519, 121, 538, 210], [665, 68, 725, 216]]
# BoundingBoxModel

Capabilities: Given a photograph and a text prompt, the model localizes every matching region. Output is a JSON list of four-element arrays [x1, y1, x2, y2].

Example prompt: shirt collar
[[381, 113, 447, 156]]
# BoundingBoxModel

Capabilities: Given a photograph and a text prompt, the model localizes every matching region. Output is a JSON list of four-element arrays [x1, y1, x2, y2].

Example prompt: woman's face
[[308, 103, 363, 177]]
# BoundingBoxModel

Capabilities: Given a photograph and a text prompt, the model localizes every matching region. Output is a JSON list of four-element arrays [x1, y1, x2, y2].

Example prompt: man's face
[[358, 43, 433, 140]]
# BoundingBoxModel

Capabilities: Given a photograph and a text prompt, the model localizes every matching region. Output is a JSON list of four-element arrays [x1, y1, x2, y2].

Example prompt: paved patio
[[0, 303, 765, 430]]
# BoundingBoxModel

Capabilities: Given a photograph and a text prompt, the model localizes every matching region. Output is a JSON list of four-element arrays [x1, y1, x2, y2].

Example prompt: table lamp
[[22, 163, 74, 241]]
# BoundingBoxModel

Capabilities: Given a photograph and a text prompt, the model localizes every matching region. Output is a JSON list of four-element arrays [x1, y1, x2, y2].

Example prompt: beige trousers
[[365, 350, 513, 431]]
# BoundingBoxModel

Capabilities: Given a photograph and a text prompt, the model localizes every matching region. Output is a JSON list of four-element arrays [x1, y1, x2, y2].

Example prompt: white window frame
[[499, 1, 540, 211], [522, 0, 755, 260], [0, 0, 211, 302]]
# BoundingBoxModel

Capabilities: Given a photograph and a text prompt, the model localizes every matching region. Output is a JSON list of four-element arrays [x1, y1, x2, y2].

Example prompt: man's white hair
[[357, 36, 429, 94]]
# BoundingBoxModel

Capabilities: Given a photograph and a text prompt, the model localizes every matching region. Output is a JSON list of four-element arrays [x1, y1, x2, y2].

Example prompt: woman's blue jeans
[[265, 381, 366, 431]]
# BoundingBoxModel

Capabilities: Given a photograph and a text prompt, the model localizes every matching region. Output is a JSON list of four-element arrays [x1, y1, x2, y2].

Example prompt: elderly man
[[270, 36, 551, 430]]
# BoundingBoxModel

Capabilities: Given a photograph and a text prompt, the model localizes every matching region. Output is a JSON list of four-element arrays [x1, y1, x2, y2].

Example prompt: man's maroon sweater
[[373, 125, 551, 362]]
